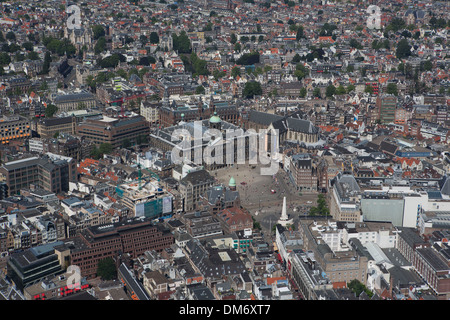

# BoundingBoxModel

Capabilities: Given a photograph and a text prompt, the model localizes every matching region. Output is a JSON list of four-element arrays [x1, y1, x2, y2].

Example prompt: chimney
[[389, 276, 394, 299]]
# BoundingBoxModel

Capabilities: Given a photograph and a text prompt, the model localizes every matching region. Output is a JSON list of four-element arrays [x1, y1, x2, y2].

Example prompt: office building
[[179, 169, 215, 212], [6, 241, 66, 291], [69, 218, 174, 278], [329, 173, 361, 222], [76, 115, 150, 148], [36, 117, 76, 139], [0, 154, 77, 196], [0, 115, 31, 145]]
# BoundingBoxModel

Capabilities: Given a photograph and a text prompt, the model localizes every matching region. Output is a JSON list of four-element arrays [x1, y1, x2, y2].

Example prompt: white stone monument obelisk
[[278, 196, 293, 227]]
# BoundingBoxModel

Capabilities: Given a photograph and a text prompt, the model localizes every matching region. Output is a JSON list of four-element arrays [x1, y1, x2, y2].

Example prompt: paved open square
[[212, 164, 319, 232]]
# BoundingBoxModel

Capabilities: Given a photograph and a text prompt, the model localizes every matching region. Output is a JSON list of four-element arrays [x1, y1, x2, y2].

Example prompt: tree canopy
[[92, 25, 105, 40], [395, 39, 411, 59], [150, 32, 159, 44], [96, 257, 117, 280], [236, 52, 260, 65], [386, 83, 398, 96], [348, 279, 373, 298], [309, 194, 329, 216], [45, 104, 58, 118], [172, 31, 191, 54], [294, 63, 308, 80], [242, 81, 262, 99], [180, 52, 209, 77]]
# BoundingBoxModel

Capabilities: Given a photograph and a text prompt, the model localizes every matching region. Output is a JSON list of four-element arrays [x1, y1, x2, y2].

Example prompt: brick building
[[76, 115, 150, 148], [36, 116, 76, 139], [69, 218, 174, 278]]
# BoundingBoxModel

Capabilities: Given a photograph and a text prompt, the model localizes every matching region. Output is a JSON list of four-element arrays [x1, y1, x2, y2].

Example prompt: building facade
[[76, 115, 150, 148], [377, 94, 397, 124], [36, 117, 76, 139], [69, 218, 174, 278], [0, 115, 31, 145], [0, 154, 77, 196]]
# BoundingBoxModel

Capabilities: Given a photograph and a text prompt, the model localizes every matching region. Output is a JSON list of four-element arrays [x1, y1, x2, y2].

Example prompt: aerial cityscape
[[0, 0, 449, 304]]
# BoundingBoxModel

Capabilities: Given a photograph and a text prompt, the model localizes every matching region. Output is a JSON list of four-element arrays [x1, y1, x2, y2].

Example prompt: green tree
[[138, 67, 149, 78], [139, 34, 148, 45], [292, 53, 301, 63], [15, 52, 25, 62], [150, 32, 159, 44], [386, 83, 398, 96], [39, 81, 48, 91], [86, 75, 96, 89], [364, 85, 374, 94], [385, 17, 406, 32], [213, 69, 226, 80], [90, 146, 101, 159], [319, 23, 336, 36], [0, 52, 11, 66], [139, 56, 155, 66], [252, 217, 261, 230], [5, 31, 15, 41], [309, 194, 329, 216], [231, 66, 241, 79], [45, 104, 58, 118], [346, 84, 356, 93], [348, 279, 373, 298], [41, 51, 51, 74], [421, 60, 432, 72], [396, 39, 411, 59], [94, 36, 107, 55], [96, 257, 117, 280], [294, 63, 308, 80], [98, 54, 120, 68], [236, 52, 259, 65], [295, 26, 305, 41], [336, 85, 346, 95], [27, 51, 40, 60], [349, 38, 362, 49], [313, 87, 321, 98], [326, 84, 336, 97], [172, 31, 191, 53], [195, 85, 205, 94], [98, 143, 113, 155], [299, 87, 307, 98], [92, 25, 106, 40], [204, 22, 213, 32], [242, 81, 262, 98], [182, 52, 209, 77], [22, 42, 33, 51], [230, 33, 237, 44]]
